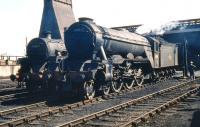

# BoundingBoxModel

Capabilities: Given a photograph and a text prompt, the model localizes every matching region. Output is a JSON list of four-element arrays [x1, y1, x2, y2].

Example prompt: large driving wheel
[[83, 80, 95, 100], [124, 77, 135, 89], [111, 79, 123, 93], [134, 68, 144, 86]]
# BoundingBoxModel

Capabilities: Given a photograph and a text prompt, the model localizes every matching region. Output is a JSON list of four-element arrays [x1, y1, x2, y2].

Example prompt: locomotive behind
[[10, 32, 67, 89], [49, 18, 179, 99], [10, 0, 75, 90]]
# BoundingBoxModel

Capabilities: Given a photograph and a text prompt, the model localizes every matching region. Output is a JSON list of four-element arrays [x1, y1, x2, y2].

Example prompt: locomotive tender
[[51, 18, 179, 99]]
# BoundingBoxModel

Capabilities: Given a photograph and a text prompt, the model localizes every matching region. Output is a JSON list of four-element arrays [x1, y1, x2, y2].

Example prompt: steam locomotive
[[10, 33, 66, 90], [46, 18, 179, 99]]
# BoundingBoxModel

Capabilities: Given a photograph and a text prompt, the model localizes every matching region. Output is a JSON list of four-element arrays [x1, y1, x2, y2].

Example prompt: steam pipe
[[183, 39, 189, 77], [100, 46, 107, 60]]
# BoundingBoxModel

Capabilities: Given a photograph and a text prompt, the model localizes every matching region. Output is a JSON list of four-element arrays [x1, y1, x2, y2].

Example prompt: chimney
[[39, 0, 75, 40], [79, 17, 94, 23]]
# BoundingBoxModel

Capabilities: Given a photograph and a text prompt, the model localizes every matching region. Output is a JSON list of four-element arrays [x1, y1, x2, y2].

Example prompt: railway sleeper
[[86, 120, 119, 127]]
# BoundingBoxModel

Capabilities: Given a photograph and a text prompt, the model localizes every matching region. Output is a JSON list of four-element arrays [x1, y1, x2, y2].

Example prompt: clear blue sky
[[0, 0, 199, 56]]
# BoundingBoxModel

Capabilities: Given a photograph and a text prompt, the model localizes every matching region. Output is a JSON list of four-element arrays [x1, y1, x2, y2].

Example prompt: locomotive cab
[[146, 37, 160, 68]]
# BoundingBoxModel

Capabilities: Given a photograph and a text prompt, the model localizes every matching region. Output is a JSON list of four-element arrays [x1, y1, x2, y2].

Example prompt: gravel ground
[[139, 90, 200, 127], [23, 79, 188, 127]]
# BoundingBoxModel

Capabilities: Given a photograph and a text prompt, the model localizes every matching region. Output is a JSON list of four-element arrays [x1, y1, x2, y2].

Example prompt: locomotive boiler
[[53, 18, 179, 99]]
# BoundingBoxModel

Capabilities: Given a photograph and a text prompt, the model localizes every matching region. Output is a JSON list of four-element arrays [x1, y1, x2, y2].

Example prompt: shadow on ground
[[190, 110, 200, 127], [190, 91, 200, 127]]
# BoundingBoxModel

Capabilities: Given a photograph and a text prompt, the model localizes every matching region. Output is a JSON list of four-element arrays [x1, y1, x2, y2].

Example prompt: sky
[[0, 0, 199, 56]]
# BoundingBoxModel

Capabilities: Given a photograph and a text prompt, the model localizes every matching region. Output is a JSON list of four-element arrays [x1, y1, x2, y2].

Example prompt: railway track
[[0, 91, 31, 102], [0, 84, 146, 117], [140, 93, 200, 127], [0, 85, 145, 127], [0, 87, 26, 96], [58, 81, 199, 127], [0, 79, 188, 127], [0, 89, 48, 103]]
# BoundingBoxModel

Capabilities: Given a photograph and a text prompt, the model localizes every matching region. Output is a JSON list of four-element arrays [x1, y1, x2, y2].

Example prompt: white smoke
[[136, 21, 186, 35]]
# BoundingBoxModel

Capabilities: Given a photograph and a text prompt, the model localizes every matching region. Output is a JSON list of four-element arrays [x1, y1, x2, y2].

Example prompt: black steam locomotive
[[10, 33, 66, 90], [47, 18, 179, 99]]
